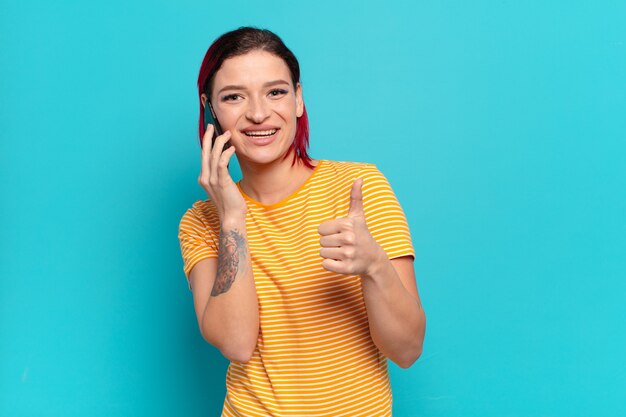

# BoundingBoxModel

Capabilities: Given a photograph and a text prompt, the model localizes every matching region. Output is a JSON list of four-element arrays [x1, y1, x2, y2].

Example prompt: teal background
[[1, 1, 625, 416]]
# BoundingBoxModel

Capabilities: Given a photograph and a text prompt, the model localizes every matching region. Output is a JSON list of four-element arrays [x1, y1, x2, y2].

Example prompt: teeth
[[244, 129, 277, 137]]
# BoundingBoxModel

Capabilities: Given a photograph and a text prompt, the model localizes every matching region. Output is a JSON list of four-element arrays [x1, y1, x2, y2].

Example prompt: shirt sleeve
[[178, 203, 219, 289], [359, 164, 415, 260]]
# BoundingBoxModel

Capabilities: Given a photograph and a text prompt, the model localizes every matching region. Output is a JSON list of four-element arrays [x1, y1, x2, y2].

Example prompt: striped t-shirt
[[178, 160, 414, 416]]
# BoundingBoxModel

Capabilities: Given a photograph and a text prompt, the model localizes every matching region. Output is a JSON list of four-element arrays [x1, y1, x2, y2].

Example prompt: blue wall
[[1, 1, 624, 416]]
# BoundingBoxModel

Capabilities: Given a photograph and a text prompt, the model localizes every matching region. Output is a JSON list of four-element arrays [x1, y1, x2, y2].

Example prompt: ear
[[200, 93, 208, 108], [295, 83, 304, 117]]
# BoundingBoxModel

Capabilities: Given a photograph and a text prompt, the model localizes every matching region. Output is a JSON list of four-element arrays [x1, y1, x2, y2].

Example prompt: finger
[[202, 124, 215, 156], [210, 131, 232, 183], [321, 258, 349, 274], [201, 124, 215, 173], [319, 234, 343, 248], [348, 178, 364, 218], [217, 145, 237, 184], [318, 219, 345, 236], [320, 247, 344, 261], [199, 125, 216, 185]]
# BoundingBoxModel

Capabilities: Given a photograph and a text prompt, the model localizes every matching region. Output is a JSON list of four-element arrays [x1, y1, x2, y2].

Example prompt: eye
[[221, 93, 241, 102], [268, 88, 288, 98]]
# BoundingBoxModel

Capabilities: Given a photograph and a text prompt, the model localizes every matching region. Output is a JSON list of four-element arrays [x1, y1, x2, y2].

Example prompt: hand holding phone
[[199, 102, 245, 219]]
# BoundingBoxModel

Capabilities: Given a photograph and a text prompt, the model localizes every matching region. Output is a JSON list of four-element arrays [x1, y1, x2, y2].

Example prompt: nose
[[245, 95, 270, 123]]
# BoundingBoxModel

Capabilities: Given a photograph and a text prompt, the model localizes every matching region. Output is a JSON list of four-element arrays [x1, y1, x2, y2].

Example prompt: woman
[[178, 27, 426, 416]]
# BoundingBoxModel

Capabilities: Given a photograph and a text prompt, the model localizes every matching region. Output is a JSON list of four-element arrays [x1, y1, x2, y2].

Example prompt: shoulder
[[319, 159, 382, 179], [320, 159, 389, 185], [179, 199, 220, 232]]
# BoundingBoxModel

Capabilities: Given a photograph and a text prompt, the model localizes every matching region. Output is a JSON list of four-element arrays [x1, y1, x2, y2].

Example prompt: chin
[[240, 146, 294, 167]]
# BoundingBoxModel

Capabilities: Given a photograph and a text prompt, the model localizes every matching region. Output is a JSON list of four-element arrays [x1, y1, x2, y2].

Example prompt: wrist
[[361, 246, 390, 281], [221, 215, 247, 230]]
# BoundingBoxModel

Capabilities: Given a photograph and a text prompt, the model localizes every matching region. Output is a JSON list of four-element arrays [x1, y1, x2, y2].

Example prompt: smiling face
[[201, 50, 304, 167]]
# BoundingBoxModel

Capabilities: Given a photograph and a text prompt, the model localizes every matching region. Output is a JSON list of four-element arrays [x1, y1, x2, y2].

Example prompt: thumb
[[348, 178, 364, 217]]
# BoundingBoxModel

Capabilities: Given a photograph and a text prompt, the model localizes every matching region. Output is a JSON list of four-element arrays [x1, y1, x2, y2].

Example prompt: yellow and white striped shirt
[[178, 160, 414, 416]]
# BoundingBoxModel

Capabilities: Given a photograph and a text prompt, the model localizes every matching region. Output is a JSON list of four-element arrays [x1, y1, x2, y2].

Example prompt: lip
[[241, 128, 280, 146], [241, 125, 280, 133]]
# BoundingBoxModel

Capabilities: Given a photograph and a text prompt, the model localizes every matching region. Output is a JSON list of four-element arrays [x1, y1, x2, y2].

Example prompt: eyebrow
[[216, 79, 291, 95]]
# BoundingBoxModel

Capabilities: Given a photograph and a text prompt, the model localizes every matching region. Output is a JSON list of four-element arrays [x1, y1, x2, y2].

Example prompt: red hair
[[197, 27, 313, 168]]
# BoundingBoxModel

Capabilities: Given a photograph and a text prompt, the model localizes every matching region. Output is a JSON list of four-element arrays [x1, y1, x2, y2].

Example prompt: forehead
[[213, 50, 291, 88]]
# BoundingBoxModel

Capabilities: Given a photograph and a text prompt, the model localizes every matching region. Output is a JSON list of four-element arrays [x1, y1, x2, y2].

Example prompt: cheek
[[215, 106, 241, 129], [278, 99, 299, 121]]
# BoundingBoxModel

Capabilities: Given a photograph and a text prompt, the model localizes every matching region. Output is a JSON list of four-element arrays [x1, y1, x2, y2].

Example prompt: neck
[[238, 153, 317, 206]]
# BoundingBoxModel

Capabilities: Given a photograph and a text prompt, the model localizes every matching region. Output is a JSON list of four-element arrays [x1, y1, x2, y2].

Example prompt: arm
[[188, 218, 259, 363], [188, 125, 259, 363], [360, 254, 425, 368], [318, 177, 425, 368]]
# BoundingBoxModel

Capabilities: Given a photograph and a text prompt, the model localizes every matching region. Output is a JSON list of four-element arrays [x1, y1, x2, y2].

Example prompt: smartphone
[[204, 101, 231, 150]]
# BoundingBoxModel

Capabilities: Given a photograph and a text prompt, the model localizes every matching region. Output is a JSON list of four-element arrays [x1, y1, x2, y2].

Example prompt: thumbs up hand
[[318, 178, 387, 276]]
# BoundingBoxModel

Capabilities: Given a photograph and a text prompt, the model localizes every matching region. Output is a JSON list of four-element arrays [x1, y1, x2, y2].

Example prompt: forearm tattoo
[[211, 227, 247, 297]]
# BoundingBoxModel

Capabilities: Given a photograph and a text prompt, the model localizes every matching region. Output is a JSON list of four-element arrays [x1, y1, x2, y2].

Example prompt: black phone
[[204, 101, 231, 149]]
